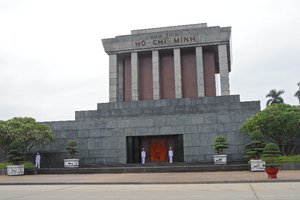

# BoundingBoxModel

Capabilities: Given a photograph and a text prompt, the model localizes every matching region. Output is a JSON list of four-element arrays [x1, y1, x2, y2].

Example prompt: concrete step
[[37, 163, 249, 174]]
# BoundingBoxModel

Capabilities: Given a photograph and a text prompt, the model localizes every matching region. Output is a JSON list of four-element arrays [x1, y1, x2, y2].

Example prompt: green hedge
[[275, 155, 300, 163], [0, 161, 34, 169], [261, 155, 300, 163], [0, 162, 12, 169]]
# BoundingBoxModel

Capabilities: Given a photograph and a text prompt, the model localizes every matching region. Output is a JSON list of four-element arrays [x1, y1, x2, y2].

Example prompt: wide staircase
[[37, 162, 248, 174]]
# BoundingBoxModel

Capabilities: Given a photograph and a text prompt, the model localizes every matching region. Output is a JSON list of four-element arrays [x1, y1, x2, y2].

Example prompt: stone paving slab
[[1, 170, 300, 185]]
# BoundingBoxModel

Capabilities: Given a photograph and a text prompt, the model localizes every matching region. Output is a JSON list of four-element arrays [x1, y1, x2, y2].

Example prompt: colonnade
[[109, 44, 230, 102]]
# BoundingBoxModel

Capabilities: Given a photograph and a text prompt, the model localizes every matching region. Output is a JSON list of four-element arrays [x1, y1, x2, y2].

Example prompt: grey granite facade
[[40, 95, 260, 167]]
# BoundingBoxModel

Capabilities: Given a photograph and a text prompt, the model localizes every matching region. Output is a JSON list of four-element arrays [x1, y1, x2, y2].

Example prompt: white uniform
[[35, 153, 41, 168], [168, 149, 174, 163], [141, 149, 146, 164]]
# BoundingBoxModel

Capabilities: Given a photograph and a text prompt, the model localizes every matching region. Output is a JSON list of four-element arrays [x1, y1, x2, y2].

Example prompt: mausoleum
[[40, 23, 260, 167]]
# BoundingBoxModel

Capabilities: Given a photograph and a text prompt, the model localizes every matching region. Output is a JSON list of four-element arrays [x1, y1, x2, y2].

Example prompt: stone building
[[41, 23, 260, 167]]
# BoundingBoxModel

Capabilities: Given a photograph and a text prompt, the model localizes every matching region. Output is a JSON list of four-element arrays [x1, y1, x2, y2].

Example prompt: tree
[[240, 104, 300, 155], [244, 130, 265, 160], [0, 117, 55, 158], [295, 82, 300, 104], [7, 138, 25, 165], [266, 89, 285, 106], [66, 140, 78, 159], [212, 135, 229, 154], [262, 143, 281, 168]]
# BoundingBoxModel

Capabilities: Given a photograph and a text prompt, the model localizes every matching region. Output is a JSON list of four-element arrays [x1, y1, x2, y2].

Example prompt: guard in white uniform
[[168, 147, 174, 163], [141, 148, 146, 164], [35, 153, 41, 168]]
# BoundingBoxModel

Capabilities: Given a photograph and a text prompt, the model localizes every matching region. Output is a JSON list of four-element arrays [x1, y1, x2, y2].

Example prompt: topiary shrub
[[262, 143, 281, 168], [212, 135, 229, 154], [6, 139, 25, 165], [66, 140, 78, 159], [244, 130, 265, 160]]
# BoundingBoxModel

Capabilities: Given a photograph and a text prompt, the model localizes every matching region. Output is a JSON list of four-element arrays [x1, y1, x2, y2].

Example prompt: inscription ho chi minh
[[134, 32, 197, 48]]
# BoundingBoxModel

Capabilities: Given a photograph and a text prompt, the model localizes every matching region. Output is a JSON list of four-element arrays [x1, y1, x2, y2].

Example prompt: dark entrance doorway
[[150, 137, 167, 161], [126, 134, 183, 163]]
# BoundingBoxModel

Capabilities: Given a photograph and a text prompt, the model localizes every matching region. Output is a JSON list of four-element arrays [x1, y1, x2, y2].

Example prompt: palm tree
[[266, 89, 285, 106], [295, 82, 300, 104]]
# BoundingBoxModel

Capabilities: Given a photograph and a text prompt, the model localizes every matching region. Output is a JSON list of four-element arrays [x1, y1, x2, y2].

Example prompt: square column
[[196, 47, 205, 97], [174, 48, 182, 98], [131, 52, 139, 101], [218, 45, 230, 95], [152, 50, 160, 100], [109, 54, 117, 102], [117, 60, 124, 101]]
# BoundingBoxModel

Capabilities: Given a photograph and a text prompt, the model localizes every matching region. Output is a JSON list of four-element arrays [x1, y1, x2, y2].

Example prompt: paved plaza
[[1, 171, 300, 199], [1, 170, 300, 185], [1, 183, 300, 200]]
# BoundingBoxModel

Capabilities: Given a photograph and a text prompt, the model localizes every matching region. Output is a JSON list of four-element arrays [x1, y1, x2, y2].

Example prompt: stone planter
[[64, 159, 79, 168], [7, 165, 24, 176], [250, 159, 265, 172], [213, 155, 227, 164]]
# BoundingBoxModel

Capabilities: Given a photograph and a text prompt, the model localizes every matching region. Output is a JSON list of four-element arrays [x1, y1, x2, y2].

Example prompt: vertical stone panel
[[152, 50, 160, 100], [218, 45, 230, 95], [203, 51, 216, 96], [174, 48, 182, 98], [117, 58, 124, 101], [139, 53, 153, 100], [124, 56, 132, 101], [131, 52, 139, 101], [160, 51, 175, 99], [196, 47, 205, 97], [181, 49, 197, 98], [109, 54, 117, 102]]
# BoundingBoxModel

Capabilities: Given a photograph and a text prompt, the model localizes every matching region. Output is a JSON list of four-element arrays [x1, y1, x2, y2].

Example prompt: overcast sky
[[0, 0, 299, 122]]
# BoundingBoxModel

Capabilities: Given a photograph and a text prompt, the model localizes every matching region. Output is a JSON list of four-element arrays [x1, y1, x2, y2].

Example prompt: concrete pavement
[[1, 170, 300, 185], [1, 183, 300, 200]]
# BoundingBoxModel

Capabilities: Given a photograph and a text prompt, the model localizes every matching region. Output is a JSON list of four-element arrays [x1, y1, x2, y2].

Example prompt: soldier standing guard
[[141, 148, 146, 164], [35, 153, 41, 168], [168, 147, 174, 163]]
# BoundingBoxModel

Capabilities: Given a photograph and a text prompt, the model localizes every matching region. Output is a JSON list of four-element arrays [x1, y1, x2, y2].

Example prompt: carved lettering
[[135, 41, 141, 47], [173, 36, 196, 44], [153, 39, 167, 45], [135, 35, 196, 48], [183, 37, 189, 42], [151, 34, 162, 39], [190, 36, 196, 42], [174, 37, 180, 43], [135, 40, 146, 47], [157, 39, 165, 45]]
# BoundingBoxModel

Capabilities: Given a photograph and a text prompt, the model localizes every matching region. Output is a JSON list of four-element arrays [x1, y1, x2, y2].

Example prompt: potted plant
[[64, 139, 79, 168], [244, 130, 265, 171], [212, 135, 229, 164], [6, 139, 25, 176], [262, 143, 281, 179]]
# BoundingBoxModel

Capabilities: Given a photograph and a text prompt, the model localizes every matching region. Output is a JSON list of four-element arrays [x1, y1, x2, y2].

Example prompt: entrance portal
[[126, 134, 183, 163], [151, 138, 167, 161]]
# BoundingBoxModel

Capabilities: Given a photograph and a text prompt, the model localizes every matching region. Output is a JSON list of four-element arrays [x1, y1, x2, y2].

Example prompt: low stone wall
[[0, 169, 6, 175], [280, 162, 300, 170]]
